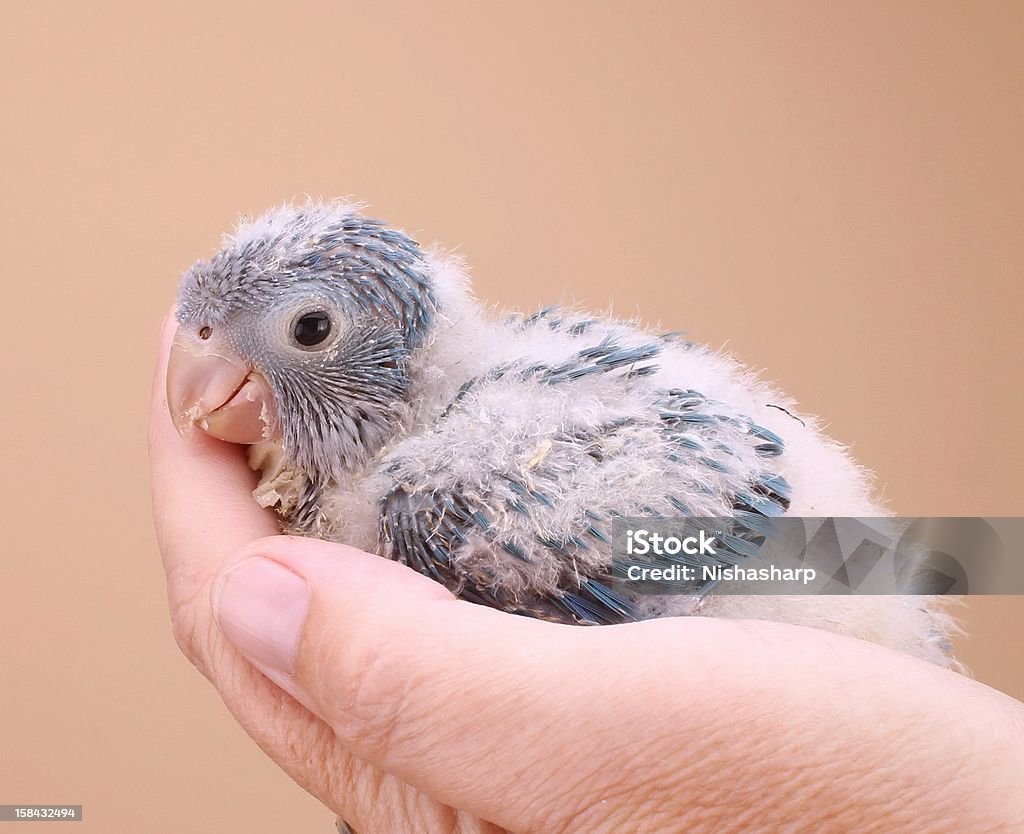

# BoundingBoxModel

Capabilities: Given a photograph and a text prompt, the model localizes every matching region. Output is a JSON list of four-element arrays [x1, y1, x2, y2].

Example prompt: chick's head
[[167, 201, 439, 480]]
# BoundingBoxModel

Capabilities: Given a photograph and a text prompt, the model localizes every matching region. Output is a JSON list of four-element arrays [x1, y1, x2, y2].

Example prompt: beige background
[[1, 2, 1021, 832]]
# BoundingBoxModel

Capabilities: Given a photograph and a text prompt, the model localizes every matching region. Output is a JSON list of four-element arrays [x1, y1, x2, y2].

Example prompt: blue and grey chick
[[168, 200, 957, 665]]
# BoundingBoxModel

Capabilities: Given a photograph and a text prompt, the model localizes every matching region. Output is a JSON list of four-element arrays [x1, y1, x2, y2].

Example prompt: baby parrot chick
[[167, 201, 956, 666]]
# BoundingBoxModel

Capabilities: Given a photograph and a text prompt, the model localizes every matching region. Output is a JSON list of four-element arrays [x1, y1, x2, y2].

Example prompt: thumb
[[210, 536, 620, 830]]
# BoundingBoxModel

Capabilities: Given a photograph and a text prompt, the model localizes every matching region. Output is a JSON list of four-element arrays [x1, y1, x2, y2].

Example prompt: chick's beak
[[166, 327, 276, 445]]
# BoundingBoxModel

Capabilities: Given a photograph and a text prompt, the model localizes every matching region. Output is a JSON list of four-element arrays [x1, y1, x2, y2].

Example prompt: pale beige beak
[[166, 327, 277, 445]]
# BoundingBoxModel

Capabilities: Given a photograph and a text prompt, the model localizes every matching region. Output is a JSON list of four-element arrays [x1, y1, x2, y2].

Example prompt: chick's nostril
[[199, 326, 212, 340]]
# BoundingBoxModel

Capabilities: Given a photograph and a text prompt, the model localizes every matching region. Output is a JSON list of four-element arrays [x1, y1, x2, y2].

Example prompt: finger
[[211, 535, 687, 832], [148, 307, 279, 630]]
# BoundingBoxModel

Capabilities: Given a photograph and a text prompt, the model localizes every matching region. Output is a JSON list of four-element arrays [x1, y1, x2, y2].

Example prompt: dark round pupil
[[294, 311, 332, 346]]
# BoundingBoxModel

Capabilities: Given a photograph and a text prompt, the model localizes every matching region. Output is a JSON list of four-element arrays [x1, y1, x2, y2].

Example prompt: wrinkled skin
[[150, 312, 1024, 834]]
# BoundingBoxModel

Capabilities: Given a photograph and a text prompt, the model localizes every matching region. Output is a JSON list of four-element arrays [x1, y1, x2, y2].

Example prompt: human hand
[[149, 312, 1024, 833]]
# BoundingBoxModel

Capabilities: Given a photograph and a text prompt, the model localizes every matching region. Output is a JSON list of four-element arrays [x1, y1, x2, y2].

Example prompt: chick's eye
[[293, 311, 332, 347]]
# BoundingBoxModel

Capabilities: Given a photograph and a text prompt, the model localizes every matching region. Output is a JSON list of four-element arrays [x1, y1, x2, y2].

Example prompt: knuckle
[[168, 607, 211, 678], [165, 573, 214, 673], [310, 616, 417, 763]]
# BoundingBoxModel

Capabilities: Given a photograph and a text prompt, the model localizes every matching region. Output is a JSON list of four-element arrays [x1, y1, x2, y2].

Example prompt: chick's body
[[171, 201, 956, 666]]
